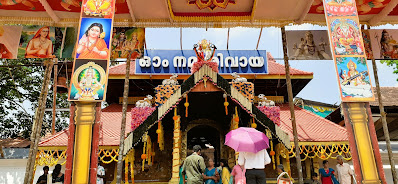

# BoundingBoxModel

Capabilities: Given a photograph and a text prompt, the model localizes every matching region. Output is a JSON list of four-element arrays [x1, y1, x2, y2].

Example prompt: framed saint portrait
[[69, 59, 109, 101], [76, 18, 112, 60]]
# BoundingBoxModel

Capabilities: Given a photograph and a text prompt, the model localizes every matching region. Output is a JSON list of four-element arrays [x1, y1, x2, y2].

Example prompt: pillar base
[[168, 178, 180, 184], [362, 179, 381, 184]]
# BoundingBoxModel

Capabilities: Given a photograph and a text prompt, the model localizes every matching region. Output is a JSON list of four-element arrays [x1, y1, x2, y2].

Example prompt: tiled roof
[[39, 104, 133, 147], [369, 87, 398, 107], [278, 105, 348, 142], [108, 54, 313, 76], [39, 103, 347, 147], [0, 138, 31, 148]]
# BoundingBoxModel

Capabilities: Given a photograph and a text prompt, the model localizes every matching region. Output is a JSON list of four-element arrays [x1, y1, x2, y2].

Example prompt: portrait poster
[[368, 29, 398, 60], [0, 25, 22, 59], [335, 57, 374, 101], [286, 30, 332, 60], [111, 27, 145, 60], [328, 18, 364, 56], [18, 25, 56, 59], [361, 29, 373, 59], [75, 18, 112, 60], [68, 59, 109, 101], [82, 0, 115, 18]]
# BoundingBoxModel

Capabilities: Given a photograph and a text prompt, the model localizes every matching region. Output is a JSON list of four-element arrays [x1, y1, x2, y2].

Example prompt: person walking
[[181, 145, 206, 184], [319, 160, 339, 184], [97, 158, 106, 184], [219, 159, 231, 184], [231, 164, 246, 184], [36, 166, 49, 184], [336, 155, 353, 184], [237, 148, 271, 184]]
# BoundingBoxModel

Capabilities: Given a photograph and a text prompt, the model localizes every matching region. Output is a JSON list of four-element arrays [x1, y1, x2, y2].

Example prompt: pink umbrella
[[225, 127, 269, 153]]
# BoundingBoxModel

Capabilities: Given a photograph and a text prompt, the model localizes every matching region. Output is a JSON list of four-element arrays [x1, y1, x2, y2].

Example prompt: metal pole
[[52, 59, 58, 134], [371, 58, 398, 184], [281, 27, 304, 184], [116, 52, 133, 184], [23, 59, 54, 184]]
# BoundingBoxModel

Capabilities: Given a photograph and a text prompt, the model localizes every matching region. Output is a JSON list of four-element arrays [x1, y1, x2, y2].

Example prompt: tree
[[380, 60, 398, 81], [0, 59, 69, 139]]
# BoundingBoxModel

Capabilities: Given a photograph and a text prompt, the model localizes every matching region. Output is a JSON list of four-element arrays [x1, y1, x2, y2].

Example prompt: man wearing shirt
[[182, 145, 207, 184], [336, 155, 353, 184], [238, 149, 271, 184]]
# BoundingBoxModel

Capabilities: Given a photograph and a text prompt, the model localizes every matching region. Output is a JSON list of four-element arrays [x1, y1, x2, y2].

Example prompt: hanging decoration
[[130, 149, 135, 184], [266, 129, 275, 170], [125, 156, 129, 184], [141, 132, 148, 171], [251, 117, 257, 129], [184, 94, 189, 117], [156, 121, 164, 151], [171, 108, 182, 180], [223, 93, 229, 115]]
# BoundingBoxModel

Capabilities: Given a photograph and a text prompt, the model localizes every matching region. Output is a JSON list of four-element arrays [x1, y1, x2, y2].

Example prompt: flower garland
[[257, 106, 281, 126], [131, 107, 156, 131], [191, 60, 219, 73], [156, 121, 164, 151]]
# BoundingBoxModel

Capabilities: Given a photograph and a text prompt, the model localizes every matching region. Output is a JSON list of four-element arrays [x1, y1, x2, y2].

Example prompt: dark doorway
[[187, 125, 220, 164]]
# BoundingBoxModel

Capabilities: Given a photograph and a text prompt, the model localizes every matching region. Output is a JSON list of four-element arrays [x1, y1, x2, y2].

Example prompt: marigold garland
[[157, 121, 164, 151]]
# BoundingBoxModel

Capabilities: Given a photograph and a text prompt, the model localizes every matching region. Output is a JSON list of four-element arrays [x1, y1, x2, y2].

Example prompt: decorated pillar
[[322, 0, 386, 183], [65, 0, 116, 183], [169, 109, 182, 184]]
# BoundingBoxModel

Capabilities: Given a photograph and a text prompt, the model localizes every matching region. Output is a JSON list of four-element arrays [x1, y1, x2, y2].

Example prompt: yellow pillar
[[346, 103, 380, 184], [169, 110, 181, 184], [71, 102, 96, 184]]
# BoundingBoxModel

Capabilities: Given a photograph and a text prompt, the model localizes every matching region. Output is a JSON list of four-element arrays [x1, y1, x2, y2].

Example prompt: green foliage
[[0, 59, 70, 139], [380, 60, 398, 81]]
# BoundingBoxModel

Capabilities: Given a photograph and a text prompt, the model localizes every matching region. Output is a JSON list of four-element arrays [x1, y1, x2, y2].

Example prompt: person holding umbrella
[[225, 127, 271, 184]]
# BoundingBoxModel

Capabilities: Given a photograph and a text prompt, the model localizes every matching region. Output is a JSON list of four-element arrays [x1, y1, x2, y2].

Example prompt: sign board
[[135, 50, 268, 74]]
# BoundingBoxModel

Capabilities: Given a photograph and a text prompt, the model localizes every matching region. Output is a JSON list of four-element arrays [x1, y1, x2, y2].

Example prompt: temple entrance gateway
[[187, 125, 220, 164]]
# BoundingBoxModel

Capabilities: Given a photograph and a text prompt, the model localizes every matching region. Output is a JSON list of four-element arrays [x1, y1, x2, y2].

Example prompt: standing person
[[219, 159, 231, 184], [336, 155, 353, 184], [36, 166, 49, 184], [51, 164, 64, 183], [238, 148, 271, 184], [231, 164, 246, 184], [319, 160, 339, 184], [203, 158, 220, 184], [97, 158, 106, 184], [181, 145, 206, 184], [311, 172, 321, 184], [276, 164, 292, 184]]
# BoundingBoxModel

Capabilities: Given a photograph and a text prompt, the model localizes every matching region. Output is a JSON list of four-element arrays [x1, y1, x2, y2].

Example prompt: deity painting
[[368, 29, 398, 59], [83, 0, 114, 18], [0, 25, 22, 59], [324, 0, 357, 16], [329, 18, 364, 56], [361, 29, 373, 59], [286, 30, 332, 60], [19, 26, 56, 58], [76, 18, 112, 60], [111, 27, 145, 60], [69, 60, 108, 101], [336, 57, 374, 101]]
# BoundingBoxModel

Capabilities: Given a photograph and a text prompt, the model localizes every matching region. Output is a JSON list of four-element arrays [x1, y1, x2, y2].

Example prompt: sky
[[145, 24, 398, 105]]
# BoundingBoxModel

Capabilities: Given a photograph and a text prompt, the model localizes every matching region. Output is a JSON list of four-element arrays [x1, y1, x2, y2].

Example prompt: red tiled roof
[[39, 103, 347, 147], [39, 104, 133, 147], [108, 54, 313, 76], [369, 87, 398, 107], [278, 105, 348, 142]]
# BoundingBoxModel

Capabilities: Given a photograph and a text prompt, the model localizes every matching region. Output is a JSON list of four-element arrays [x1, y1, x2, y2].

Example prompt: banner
[[111, 27, 145, 60], [135, 50, 268, 74], [323, 0, 374, 102], [68, 0, 116, 102], [286, 30, 332, 60], [0, 25, 22, 59]]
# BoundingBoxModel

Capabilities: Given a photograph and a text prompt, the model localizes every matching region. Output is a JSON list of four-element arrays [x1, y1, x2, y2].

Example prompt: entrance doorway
[[187, 125, 220, 164]]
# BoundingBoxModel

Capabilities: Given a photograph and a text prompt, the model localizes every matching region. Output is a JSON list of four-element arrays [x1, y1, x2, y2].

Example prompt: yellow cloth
[[221, 167, 231, 184]]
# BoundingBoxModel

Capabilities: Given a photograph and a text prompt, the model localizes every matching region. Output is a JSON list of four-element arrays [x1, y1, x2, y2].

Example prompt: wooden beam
[[39, 0, 60, 22], [251, 0, 259, 23], [369, 0, 398, 26], [295, 0, 314, 24], [256, 27, 263, 50], [126, 0, 136, 22], [165, 0, 174, 23]]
